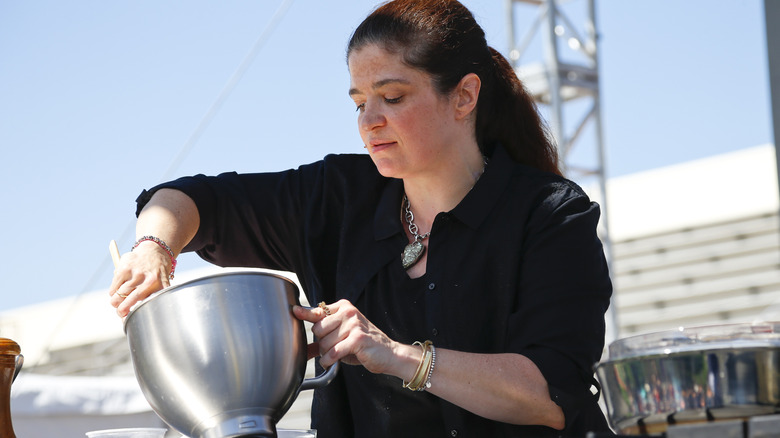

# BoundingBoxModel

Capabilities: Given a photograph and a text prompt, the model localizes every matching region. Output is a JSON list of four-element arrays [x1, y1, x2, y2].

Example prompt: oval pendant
[[402, 240, 425, 269]]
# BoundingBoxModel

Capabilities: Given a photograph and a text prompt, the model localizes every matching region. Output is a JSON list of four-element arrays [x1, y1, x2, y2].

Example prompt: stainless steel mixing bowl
[[124, 270, 338, 438], [595, 322, 780, 434]]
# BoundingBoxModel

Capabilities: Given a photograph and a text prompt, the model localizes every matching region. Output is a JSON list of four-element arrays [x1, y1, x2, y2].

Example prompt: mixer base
[[194, 410, 279, 438]]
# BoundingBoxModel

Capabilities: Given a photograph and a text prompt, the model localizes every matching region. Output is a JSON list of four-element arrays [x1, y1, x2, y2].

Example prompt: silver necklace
[[400, 156, 488, 270], [401, 194, 430, 269]]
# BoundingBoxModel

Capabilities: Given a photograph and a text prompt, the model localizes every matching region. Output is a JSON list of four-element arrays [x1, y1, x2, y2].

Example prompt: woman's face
[[348, 44, 460, 179]]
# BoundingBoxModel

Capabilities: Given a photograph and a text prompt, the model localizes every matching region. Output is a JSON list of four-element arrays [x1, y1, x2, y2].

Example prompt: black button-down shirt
[[137, 145, 613, 437]]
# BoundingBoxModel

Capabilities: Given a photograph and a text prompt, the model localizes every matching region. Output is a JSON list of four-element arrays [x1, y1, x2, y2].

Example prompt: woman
[[109, 0, 613, 436]]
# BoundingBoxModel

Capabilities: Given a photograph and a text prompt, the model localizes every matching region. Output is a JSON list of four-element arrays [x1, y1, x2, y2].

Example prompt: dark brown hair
[[347, 0, 561, 175]]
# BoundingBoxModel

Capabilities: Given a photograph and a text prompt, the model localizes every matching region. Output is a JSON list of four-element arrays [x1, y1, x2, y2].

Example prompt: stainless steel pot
[[595, 322, 780, 434], [124, 270, 339, 438]]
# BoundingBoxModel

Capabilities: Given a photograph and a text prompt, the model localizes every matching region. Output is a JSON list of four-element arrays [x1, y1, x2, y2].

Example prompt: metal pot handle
[[297, 303, 340, 391], [299, 360, 339, 391]]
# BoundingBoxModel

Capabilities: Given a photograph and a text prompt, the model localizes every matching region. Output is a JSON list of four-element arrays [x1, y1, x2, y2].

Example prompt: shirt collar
[[372, 144, 514, 239], [374, 178, 404, 241], [450, 144, 513, 229]]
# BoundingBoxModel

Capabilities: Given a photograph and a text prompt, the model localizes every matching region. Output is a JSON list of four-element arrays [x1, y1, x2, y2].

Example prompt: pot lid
[[606, 322, 780, 360]]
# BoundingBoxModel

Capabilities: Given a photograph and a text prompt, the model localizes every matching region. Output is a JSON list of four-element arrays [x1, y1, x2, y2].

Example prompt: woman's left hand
[[294, 299, 565, 429], [293, 300, 414, 376]]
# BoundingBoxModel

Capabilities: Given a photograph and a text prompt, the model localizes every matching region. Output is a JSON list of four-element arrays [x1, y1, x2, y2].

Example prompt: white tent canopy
[[10, 373, 170, 437]]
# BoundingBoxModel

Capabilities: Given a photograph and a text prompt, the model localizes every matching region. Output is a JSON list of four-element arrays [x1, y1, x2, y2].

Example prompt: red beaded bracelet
[[131, 235, 177, 280]]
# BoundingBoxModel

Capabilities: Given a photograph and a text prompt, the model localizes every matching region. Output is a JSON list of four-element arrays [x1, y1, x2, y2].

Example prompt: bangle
[[132, 235, 177, 280], [408, 346, 430, 390], [424, 344, 436, 389], [402, 341, 428, 391], [402, 340, 434, 392]]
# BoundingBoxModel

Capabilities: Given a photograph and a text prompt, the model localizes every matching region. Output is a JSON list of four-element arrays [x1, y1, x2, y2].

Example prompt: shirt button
[[450, 430, 458, 437], [432, 328, 438, 336], [428, 283, 436, 290]]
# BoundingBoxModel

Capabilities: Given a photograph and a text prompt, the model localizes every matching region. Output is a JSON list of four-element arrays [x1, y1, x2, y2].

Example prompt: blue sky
[[0, 1, 771, 311]]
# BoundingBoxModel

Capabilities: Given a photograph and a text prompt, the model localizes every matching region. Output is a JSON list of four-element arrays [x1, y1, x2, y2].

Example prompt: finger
[[108, 264, 131, 296], [110, 276, 141, 308], [319, 334, 355, 368], [115, 275, 160, 316], [116, 292, 140, 317], [110, 284, 134, 303], [114, 288, 136, 316], [293, 304, 329, 323], [313, 316, 354, 362]]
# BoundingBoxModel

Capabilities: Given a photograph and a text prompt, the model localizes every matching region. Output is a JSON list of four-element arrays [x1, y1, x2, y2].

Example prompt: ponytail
[[477, 48, 561, 175]]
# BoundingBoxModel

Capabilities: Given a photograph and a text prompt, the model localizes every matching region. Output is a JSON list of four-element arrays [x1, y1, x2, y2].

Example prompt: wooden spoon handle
[[109, 240, 121, 267]]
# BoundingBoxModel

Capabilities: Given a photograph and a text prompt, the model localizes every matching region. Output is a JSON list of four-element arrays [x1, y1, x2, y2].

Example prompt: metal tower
[[767, 1, 780, 226], [506, 0, 617, 343]]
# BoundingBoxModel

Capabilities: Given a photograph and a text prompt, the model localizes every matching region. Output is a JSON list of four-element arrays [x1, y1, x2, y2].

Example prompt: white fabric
[[8, 373, 175, 438], [11, 373, 152, 415]]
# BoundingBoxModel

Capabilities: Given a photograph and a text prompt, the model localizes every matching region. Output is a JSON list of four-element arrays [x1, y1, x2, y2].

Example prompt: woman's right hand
[[108, 188, 200, 317], [108, 241, 173, 317]]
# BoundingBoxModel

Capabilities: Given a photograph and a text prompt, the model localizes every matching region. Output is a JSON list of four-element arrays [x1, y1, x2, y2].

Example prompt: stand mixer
[[124, 271, 338, 438]]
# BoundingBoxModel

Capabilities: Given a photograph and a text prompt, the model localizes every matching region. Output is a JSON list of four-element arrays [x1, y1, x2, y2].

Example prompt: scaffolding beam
[[507, 0, 617, 343], [766, 0, 780, 239]]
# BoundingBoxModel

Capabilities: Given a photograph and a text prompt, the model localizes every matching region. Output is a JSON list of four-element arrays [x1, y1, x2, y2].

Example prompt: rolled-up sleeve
[[134, 163, 324, 272], [509, 182, 612, 431]]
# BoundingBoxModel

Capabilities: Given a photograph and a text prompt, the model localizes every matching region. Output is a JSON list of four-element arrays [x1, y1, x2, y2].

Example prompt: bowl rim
[[122, 268, 298, 333], [85, 427, 167, 437]]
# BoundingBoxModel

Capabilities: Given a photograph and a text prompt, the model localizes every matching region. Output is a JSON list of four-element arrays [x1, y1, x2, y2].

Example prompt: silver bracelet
[[424, 344, 436, 390]]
